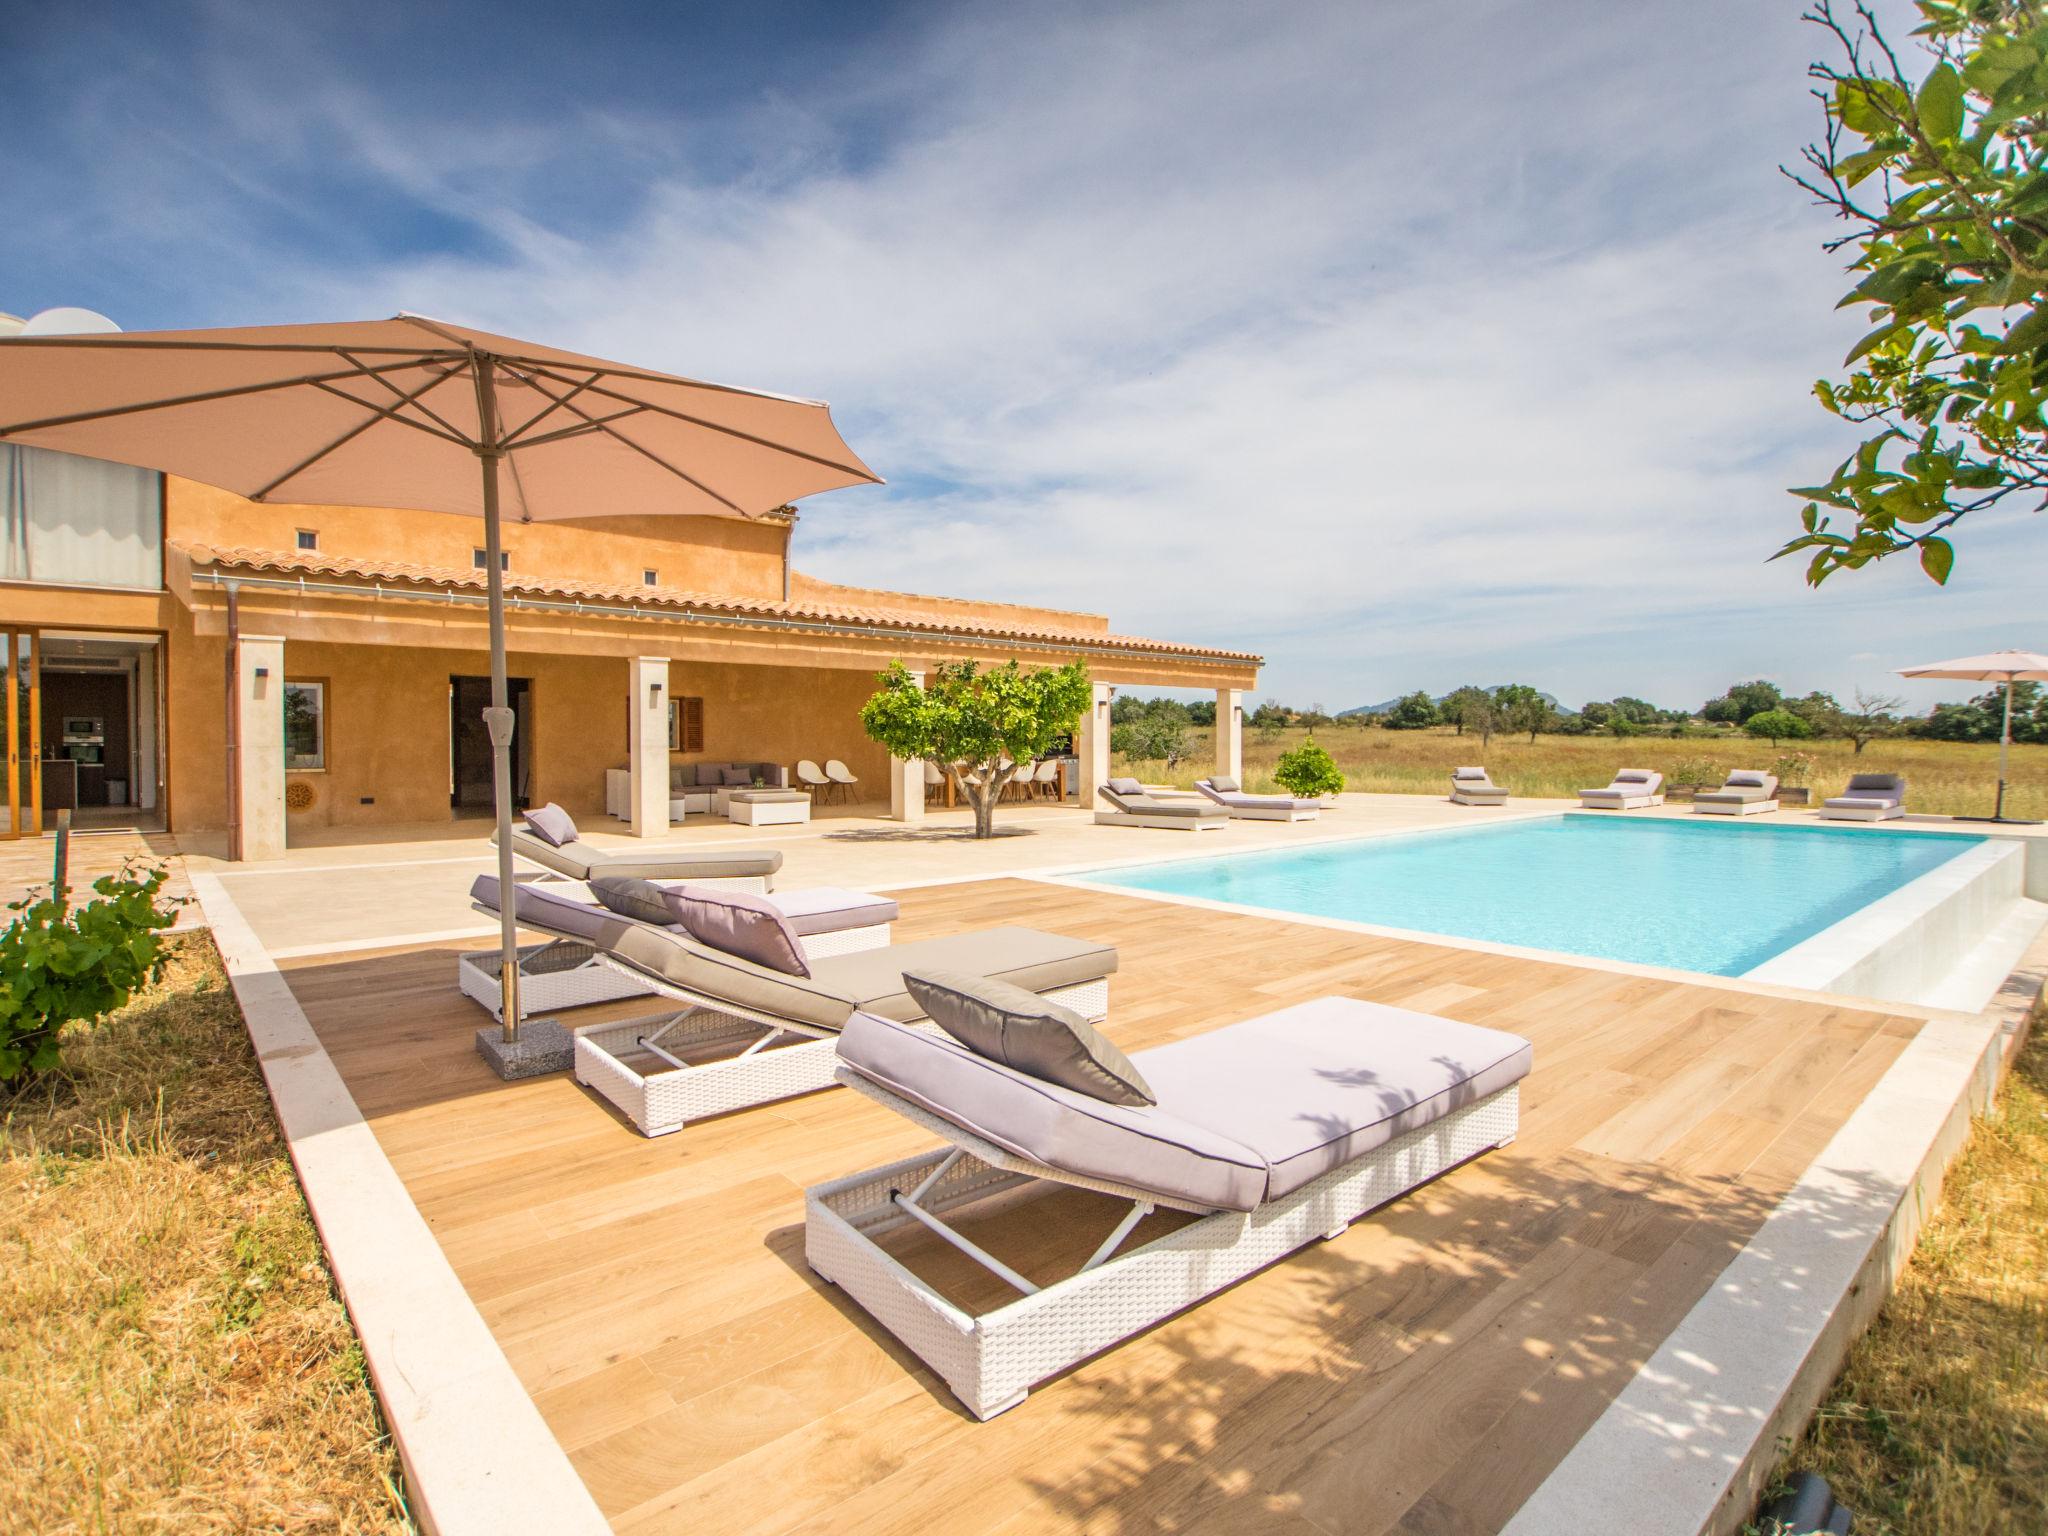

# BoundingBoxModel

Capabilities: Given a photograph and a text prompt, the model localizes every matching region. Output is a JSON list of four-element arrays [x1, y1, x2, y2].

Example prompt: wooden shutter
[[678, 696, 704, 753]]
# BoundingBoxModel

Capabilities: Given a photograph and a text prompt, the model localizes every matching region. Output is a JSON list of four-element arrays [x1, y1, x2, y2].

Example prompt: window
[[296, 529, 319, 551], [0, 444, 163, 590], [283, 680, 326, 771], [669, 695, 703, 753], [643, 568, 658, 585], [473, 548, 509, 571]]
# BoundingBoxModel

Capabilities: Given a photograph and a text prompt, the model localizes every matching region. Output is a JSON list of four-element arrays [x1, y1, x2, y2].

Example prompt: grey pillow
[[588, 875, 674, 927], [721, 765, 753, 786], [1107, 776, 1145, 796], [1208, 775, 1241, 794], [901, 969, 1154, 1107], [664, 885, 810, 977], [524, 802, 578, 847]]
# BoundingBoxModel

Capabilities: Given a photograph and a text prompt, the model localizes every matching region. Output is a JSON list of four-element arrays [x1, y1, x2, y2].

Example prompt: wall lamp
[[649, 680, 665, 709]]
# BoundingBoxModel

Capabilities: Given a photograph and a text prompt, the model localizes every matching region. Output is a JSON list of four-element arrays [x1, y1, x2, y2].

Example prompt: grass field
[[1119, 724, 2047, 820], [0, 935, 412, 1533], [1768, 1009, 2047, 1534]]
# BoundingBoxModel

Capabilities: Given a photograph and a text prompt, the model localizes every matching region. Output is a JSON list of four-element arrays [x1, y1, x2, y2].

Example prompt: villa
[[0, 444, 1259, 852]]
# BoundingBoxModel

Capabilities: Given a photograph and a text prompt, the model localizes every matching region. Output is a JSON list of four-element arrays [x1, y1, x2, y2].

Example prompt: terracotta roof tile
[[172, 543, 1262, 665]]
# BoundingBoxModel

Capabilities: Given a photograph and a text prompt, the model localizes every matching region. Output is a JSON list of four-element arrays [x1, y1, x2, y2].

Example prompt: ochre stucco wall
[[168, 480, 791, 600]]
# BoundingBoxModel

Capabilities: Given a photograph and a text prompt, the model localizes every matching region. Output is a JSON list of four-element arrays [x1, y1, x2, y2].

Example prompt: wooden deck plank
[[278, 878, 1921, 1534]]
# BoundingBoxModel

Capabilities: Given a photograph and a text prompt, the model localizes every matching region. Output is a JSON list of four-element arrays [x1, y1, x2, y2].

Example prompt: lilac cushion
[[524, 803, 578, 847], [664, 884, 810, 977]]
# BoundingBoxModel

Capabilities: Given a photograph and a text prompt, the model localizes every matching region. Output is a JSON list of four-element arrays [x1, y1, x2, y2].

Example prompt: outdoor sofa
[[477, 876, 1116, 1135], [1577, 769, 1664, 810], [1094, 778, 1228, 831], [498, 803, 782, 889], [806, 983, 1531, 1420], [1692, 769, 1779, 817], [461, 873, 898, 1021], [1821, 773, 1908, 822], [1194, 775, 1321, 821], [1448, 766, 1508, 806]]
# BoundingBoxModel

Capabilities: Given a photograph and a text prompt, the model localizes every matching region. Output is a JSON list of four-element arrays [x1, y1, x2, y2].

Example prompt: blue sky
[[3, 0, 2032, 711]]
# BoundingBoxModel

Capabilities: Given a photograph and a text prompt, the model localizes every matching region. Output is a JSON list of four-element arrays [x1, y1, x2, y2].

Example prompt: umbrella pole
[[477, 366, 522, 1042], [1997, 677, 2013, 822]]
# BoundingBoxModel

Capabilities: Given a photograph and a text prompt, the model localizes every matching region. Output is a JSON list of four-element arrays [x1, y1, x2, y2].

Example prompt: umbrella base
[[475, 1018, 574, 1079], [1953, 815, 2044, 825]]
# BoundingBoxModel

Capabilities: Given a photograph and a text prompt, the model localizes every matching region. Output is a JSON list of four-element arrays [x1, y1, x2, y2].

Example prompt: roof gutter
[[186, 567, 1261, 672]]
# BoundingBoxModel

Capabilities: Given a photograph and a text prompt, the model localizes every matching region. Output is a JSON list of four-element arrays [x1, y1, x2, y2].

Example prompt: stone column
[[888, 667, 927, 822], [234, 635, 286, 861], [627, 656, 670, 838], [1077, 681, 1114, 810], [1215, 688, 1244, 782]]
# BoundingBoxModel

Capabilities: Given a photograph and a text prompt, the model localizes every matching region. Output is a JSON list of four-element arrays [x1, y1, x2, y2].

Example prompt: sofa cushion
[[588, 875, 675, 927], [721, 765, 754, 786], [524, 803, 578, 847], [902, 969, 1154, 1106], [811, 926, 1117, 1022], [665, 886, 810, 977]]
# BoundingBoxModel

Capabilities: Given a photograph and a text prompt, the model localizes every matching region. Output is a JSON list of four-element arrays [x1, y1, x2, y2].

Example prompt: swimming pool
[[1074, 815, 1984, 977]]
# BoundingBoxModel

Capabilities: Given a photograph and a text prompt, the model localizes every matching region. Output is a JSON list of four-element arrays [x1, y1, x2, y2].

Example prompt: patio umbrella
[[0, 315, 880, 1063], [1895, 649, 2048, 825]]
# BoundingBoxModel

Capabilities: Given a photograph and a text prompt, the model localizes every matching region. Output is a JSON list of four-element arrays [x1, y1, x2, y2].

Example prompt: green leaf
[[1919, 536, 1955, 583], [1917, 64, 1966, 140], [1845, 320, 1905, 365]]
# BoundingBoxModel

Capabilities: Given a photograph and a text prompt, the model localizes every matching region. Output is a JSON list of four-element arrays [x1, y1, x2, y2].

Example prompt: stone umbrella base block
[[475, 1019, 574, 1079]]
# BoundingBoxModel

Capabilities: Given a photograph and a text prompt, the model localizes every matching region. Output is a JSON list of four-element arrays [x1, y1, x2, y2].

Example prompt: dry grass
[[1120, 724, 2047, 819], [0, 934, 412, 1534], [1772, 1009, 2048, 1534]]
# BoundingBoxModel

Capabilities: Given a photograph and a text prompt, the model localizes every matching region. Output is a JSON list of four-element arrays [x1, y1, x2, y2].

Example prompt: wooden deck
[[279, 879, 1923, 1535]]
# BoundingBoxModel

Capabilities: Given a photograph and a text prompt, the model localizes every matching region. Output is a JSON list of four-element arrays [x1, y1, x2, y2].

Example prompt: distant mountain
[[1341, 689, 1568, 717]]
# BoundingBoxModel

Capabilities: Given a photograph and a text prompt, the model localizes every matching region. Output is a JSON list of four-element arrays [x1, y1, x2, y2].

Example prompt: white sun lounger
[[498, 822, 783, 891], [1820, 773, 1907, 822], [1448, 766, 1508, 806], [806, 997, 1530, 1419], [1094, 778, 1228, 831], [460, 875, 900, 1020], [1577, 769, 1664, 810], [1692, 769, 1779, 816], [479, 879, 1117, 1135], [1194, 775, 1321, 821]]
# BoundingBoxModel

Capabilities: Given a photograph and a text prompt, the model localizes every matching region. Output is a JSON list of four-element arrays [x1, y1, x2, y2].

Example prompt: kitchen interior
[[38, 631, 165, 833]]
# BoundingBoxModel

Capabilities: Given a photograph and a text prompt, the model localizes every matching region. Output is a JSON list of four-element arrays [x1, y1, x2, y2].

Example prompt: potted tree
[[1273, 736, 1346, 806]]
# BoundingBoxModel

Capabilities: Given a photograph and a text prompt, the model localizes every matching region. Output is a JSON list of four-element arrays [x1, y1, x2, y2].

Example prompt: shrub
[[1772, 751, 1819, 787], [1743, 709, 1812, 745], [1274, 737, 1346, 798], [1668, 755, 1724, 787], [0, 864, 177, 1086]]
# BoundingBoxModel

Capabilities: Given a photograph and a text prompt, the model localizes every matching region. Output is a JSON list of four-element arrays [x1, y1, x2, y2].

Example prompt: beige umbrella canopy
[[0, 314, 882, 1064], [1896, 649, 2048, 825]]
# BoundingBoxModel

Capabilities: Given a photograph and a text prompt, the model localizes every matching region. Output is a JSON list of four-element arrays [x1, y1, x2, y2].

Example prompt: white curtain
[[0, 444, 162, 589]]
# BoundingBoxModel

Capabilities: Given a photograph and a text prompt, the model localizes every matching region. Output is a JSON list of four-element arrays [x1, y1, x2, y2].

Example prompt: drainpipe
[[224, 580, 242, 862]]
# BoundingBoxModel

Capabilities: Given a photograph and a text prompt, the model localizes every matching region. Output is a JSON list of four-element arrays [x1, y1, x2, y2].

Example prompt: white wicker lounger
[[458, 878, 898, 1021], [806, 999, 1530, 1419], [472, 882, 1117, 1135]]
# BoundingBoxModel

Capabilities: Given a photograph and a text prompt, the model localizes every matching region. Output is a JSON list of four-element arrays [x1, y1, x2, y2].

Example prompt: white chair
[[1035, 758, 1061, 799], [825, 759, 859, 804], [796, 759, 831, 802], [924, 760, 946, 805]]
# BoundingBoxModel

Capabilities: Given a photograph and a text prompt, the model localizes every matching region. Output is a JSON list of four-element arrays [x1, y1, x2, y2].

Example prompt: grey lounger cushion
[[1834, 773, 1906, 804], [503, 826, 783, 883], [481, 875, 896, 938], [474, 876, 1114, 1033], [903, 969, 1153, 1105], [1099, 785, 1225, 818], [838, 997, 1532, 1212], [766, 886, 900, 935], [1197, 781, 1317, 811], [1696, 770, 1778, 804]]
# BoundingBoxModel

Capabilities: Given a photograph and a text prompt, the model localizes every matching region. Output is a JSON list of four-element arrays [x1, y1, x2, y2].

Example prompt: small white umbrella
[[1895, 649, 2048, 824]]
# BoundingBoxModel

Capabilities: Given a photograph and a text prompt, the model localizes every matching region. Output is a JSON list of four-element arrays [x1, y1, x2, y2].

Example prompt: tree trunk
[[1853, 736, 1868, 755], [956, 760, 1016, 839]]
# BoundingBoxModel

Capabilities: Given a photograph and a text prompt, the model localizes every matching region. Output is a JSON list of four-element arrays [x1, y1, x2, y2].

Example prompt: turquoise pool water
[[1076, 816, 1982, 976]]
